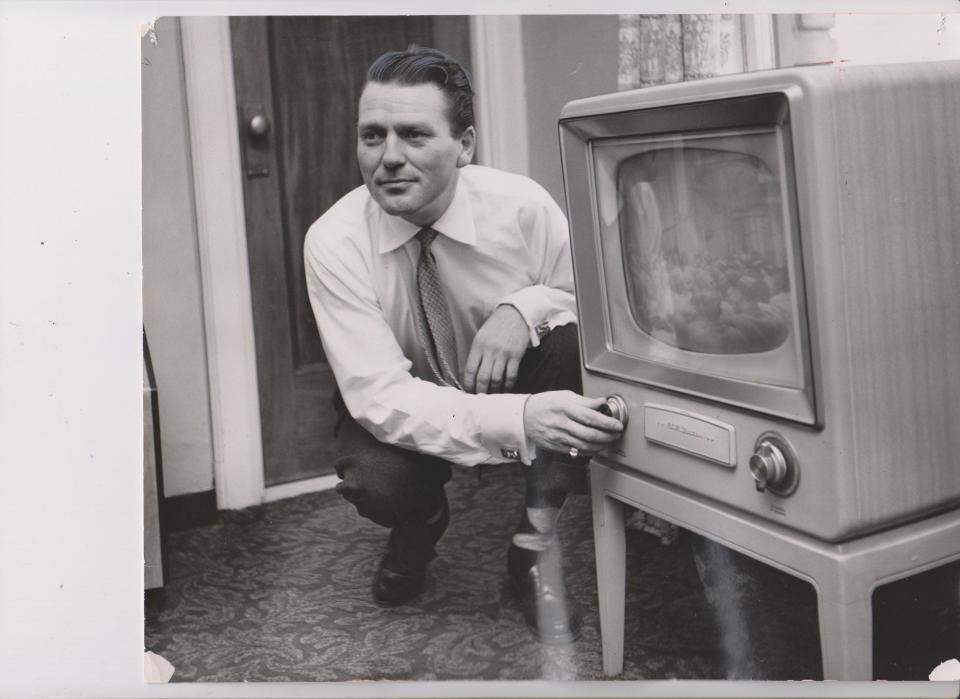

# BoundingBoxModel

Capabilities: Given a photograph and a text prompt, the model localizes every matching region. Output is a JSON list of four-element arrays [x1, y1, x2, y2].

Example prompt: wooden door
[[230, 16, 471, 486]]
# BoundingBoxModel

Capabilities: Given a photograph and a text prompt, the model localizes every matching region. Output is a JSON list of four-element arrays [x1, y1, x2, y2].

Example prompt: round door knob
[[599, 395, 629, 426], [248, 113, 271, 137], [749, 440, 788, 492]]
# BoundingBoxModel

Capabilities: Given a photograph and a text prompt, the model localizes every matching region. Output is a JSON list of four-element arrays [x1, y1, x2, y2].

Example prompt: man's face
[[357, 81, 475, 227]]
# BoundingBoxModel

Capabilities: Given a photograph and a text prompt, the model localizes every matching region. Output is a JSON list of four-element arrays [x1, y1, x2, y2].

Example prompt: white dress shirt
[[304, 164, 577, 467]]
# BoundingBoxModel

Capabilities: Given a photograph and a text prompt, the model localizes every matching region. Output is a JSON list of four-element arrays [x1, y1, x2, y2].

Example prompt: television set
[[559, 60, 960, 543]]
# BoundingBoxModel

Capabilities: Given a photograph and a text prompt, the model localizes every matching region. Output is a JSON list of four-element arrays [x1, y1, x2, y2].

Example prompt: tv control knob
[[750, 441, 788, 492], [599, 395, 629, 426], [748, 433, 800, 497]]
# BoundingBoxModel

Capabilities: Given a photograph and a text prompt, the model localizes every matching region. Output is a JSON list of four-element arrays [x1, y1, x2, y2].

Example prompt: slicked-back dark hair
[[366, 45, 475, 137]]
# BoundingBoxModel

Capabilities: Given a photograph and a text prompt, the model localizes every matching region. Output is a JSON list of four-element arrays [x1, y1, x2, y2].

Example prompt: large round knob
[[750, 440, 789, 492], [248, 113, 271, 137], [598, 395, 629, 426]]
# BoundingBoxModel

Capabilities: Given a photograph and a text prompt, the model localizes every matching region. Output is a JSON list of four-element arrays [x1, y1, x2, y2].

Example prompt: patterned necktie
[[414, 227, 463, 389]]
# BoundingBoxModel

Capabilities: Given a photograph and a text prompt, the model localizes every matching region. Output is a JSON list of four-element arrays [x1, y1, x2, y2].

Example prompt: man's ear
[[456, 126, 477, 168]]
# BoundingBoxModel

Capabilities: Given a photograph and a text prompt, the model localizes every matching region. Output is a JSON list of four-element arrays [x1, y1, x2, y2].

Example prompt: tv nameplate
[[643, 403, 736, 467]]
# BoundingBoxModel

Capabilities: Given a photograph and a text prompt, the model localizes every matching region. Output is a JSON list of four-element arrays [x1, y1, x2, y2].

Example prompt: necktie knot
[[416, 227, 439, 254]]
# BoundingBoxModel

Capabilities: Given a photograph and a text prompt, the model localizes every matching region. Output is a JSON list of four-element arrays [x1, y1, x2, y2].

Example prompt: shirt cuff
[[478, 392, 535, 465], [497, 287, 551, 348]]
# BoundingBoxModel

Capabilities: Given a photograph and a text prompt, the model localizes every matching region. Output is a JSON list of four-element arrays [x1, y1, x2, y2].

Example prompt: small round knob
[[750, 440, 788, 492], [248, 113, 271, 137], [599, 395, 629, 426]]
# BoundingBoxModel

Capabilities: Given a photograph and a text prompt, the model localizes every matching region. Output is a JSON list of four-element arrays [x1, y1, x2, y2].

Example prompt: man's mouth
[[378, 178, 415, 186]]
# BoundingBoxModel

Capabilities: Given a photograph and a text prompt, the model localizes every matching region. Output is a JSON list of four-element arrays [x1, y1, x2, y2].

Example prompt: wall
[[142, 18, 215, 497], [521, 15, 620, 210], [776, 13, 960, 67], [832, 13, 960, 64]]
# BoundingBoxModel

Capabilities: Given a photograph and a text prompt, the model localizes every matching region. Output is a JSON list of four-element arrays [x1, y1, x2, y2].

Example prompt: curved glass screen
[[617, 145, 793, 355], [590, 127, 807, 390]]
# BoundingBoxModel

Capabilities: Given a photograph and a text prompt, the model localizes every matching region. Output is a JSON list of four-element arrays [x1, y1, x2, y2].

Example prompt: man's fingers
[[564, 420, 622, 446], [544, 435, 604, 456], [567, 402, 624, 433], [474, 355, 493, 394], [488, 357, 506, 393], [536, 414, 621, 453], [503, 358, 520, 392], [463, 345, 482, 393]]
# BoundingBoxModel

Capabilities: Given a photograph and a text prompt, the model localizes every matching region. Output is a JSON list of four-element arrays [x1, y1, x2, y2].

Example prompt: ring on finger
[[568, 447, 580, 459]]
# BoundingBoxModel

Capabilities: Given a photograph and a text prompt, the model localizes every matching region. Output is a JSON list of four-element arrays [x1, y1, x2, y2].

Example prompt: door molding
[[469, 16, 530, 177], [180, 16, 264, 510]]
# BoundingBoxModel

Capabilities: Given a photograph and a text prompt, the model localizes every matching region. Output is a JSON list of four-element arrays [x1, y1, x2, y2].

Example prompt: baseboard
[[161, 489, 218, 531], [264, 474, 340, 503]]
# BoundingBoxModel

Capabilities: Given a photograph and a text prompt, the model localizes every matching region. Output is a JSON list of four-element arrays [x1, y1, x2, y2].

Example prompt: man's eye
[[360, 132, 383, 145], [405, 131, 427, 142]]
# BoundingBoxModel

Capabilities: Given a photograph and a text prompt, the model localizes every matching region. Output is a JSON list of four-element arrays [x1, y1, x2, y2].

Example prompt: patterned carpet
[[145, 464, 956, 682]]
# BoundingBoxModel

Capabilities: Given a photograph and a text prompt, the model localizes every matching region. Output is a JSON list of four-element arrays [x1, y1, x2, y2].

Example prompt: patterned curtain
[[618, 14, 745, 91], [617, 14, 745, 544]]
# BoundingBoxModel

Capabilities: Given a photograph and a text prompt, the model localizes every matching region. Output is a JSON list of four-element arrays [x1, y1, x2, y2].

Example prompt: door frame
[[181, 16, 264, 510], [470, 16, 530, 177], [181, 15, 528, 509]]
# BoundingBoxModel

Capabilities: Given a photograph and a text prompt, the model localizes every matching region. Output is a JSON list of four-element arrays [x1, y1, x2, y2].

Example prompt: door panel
[[230, 16, 471, 485], [268, 17, 435, 368]]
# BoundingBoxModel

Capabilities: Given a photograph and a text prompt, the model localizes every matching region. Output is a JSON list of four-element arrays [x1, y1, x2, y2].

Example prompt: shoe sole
[[372, 594, 420, 609], [372, 576, 426, 608], [372, 565, 428, 608]]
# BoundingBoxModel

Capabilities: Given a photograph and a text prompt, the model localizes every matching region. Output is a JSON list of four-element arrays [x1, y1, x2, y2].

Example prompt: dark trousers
[[332, 323, 587, 530]]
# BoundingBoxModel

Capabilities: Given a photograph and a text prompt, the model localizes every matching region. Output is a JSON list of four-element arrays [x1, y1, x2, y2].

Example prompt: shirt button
[[501, 447, 519, 460]]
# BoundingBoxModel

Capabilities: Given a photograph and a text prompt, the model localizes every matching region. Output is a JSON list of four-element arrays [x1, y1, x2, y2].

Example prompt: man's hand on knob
[[522, 391, 624, 457]]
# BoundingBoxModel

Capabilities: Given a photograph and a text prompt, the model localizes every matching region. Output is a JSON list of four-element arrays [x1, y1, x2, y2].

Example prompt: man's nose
[[381, 134, 405, 168]]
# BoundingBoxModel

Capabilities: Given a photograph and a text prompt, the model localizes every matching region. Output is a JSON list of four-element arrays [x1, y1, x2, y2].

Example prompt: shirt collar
[[377, 174, 477, 254]]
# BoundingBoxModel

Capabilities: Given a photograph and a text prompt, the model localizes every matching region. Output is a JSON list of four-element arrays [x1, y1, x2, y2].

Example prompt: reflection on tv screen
[[618, 145, 794, 355]]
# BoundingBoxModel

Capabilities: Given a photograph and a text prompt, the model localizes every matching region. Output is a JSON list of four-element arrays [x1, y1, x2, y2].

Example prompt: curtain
[[618, 14, 745, 91], [616, 14, 746, 543]]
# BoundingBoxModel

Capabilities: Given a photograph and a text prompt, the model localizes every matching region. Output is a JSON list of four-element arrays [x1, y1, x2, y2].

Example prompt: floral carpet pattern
[[146, 464, 956, 683]]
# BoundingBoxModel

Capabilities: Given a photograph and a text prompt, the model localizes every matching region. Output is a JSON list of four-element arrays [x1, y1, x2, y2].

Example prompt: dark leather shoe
[[373, 499, 450, 607], [372, 560, 428, 608], [507, 543, 580, 644]]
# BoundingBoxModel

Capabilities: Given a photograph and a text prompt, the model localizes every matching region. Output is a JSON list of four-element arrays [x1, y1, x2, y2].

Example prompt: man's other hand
[[523, 391, 624, 457], [464, 304, 530, 394]]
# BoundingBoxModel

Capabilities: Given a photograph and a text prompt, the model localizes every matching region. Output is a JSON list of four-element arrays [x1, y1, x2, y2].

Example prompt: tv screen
[[592, 128, 807, 390]]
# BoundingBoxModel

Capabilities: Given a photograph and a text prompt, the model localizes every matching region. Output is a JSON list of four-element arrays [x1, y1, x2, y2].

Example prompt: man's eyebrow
[[357, 121, 385, 132], [398, 121, 434, 130], [358, 117, 435, 130]]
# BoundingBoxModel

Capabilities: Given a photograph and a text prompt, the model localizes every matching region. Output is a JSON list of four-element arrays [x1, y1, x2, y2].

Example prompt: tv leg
[[592, 489, 627, 677], [816, 579, 873, 680]]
